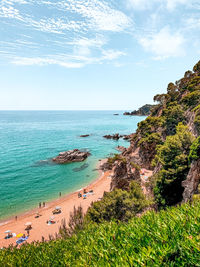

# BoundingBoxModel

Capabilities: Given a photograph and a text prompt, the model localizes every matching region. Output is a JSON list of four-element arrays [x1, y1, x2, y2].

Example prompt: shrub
[[85, 181, 149, 223]]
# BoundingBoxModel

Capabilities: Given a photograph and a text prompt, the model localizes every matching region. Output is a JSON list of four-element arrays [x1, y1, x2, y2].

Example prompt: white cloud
[[102, 49, 126, 60], [11, 56, 85, 68], [11, 46, 126, 68], [126, 0, 194, 10], [127, 0, 158, 10], [166, 0, 187, 10], [138, 27, 185, 59], [42, 0, 132, 32]]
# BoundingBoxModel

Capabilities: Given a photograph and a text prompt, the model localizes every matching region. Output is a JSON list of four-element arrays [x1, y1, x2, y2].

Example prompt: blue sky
[[0, 0, 200, 110]]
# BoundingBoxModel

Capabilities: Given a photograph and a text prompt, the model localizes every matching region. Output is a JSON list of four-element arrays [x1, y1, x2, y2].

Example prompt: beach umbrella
[[49, 216, 55, 221], [5, 230, 11, 233], [16, 233, 23, 238], [25, 222, 32, 226], [55, 206, 61, 210]]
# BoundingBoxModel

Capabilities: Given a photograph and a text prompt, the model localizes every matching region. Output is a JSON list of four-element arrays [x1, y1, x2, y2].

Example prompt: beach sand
[[0, 162, 111, 248]]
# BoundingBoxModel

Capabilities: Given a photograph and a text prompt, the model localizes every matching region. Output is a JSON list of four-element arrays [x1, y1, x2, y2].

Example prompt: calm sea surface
[[0, 111, 144, 220]]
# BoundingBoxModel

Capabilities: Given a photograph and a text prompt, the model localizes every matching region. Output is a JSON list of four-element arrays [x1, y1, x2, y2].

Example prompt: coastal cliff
[[123, 104, 155, 116], [107, 60, 200, 207]]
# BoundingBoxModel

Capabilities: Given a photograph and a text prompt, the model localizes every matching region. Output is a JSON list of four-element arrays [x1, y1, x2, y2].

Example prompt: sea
[[0, 111, 144, 220]]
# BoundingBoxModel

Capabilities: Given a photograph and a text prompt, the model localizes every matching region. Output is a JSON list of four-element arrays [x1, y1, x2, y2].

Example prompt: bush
[[85, 181, 149, 223]]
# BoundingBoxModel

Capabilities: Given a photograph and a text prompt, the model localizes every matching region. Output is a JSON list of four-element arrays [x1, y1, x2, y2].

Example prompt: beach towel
[[16, 236, 28, 244]]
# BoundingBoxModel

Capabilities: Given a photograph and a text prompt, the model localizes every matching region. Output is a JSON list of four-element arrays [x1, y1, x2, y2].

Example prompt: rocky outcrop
[[103, 133, 122, 140], [110, 160, 140, 191], [182, 159, 200, 202], [52, 149, 90, 164], [80, 134, 90, 137], [103, 133, 134, 141], [116, 146, 126, 152]]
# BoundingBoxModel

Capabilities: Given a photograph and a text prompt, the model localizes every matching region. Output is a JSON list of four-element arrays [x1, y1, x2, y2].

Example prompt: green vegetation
[[182, 91, 200, 108], [162, 102, 185, 135], [1, 201, 200, 266], [107, 154, 126, 166], [189, 137, 200, 162], [86, 181, 149, 223], [153, 124, 194, 207]]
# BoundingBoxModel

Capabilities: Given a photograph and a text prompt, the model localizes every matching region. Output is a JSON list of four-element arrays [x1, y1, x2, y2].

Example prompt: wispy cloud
[[0, 0, 132, 67], [138, 27, 185, 59], [11, 47, 126, 68]]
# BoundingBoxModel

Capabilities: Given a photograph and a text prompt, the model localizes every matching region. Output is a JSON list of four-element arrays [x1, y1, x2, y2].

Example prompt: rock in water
[[72, 163, 89, 172], [52, 149, 90, 164], [80, 134, 90, 137]]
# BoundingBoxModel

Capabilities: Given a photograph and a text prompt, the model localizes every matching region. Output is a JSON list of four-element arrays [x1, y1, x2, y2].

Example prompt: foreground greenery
[[1, 200, 200, 266]]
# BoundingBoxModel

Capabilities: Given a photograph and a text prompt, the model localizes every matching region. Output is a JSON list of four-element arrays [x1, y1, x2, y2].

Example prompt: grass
[[1, 201, 200, 266]]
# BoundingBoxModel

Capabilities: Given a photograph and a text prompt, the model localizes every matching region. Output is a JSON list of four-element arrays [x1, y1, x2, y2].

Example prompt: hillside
[[109, 60, 200, 208]]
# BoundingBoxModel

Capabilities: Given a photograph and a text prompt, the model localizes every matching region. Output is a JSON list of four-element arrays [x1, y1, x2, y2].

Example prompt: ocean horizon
[[0, 111, 144, 220]]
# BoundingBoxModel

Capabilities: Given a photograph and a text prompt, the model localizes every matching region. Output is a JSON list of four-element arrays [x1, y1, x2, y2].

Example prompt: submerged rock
[[52, 149, 90, 164], [72, 163, 89, 172]]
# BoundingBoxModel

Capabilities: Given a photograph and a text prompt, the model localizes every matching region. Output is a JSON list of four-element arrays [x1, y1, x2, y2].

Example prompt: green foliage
[[153, 123, 194, 207], [162, 102, 185, 135], [85, 181, 149, 223], [108, 154, 121, 165], [186, 76, 200, 92], [1, 201, 200, 266], [189, 137, 200, 162], [137, 116, 165, 138], [59, 206, 85, 239], [193, 60, 200, 74], [130, 161, 141, 171], [182, 91, 200, 108]]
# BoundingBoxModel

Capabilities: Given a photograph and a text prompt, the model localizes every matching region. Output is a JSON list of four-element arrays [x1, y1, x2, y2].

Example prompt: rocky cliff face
[[110, 159, 140, 191], [182, 159, 200, 202]]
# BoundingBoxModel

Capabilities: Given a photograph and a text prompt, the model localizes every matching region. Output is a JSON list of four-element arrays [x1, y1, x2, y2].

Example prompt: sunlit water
[[0, 111, 144, 220]]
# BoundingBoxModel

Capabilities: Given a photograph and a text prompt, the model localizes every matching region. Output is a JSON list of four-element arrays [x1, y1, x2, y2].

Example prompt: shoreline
[[0, 159, 105, 225], [0, 159, 111, 247]]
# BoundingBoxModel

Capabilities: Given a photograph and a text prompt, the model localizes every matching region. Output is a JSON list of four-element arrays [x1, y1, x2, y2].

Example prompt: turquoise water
[[0, 111, 143, 220]]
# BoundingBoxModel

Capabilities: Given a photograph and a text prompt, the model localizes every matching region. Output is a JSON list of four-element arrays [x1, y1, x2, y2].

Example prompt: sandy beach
[[0, 162, 112, 248]]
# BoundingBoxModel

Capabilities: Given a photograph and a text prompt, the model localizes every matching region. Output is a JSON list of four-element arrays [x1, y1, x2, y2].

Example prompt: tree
[[153, 123, 195, 207]]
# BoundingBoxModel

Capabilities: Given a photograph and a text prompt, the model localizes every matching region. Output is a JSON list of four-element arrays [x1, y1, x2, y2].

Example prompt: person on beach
[[43, 202, 45, 207], [59, 192, 61, 197], [15, 216, 17, 221], [39, 202, 41, 208]]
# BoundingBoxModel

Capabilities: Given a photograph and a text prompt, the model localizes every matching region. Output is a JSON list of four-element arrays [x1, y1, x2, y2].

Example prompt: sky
[[0, 0, 200, 110]]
